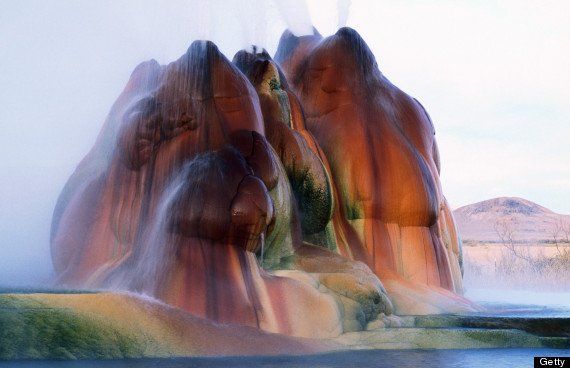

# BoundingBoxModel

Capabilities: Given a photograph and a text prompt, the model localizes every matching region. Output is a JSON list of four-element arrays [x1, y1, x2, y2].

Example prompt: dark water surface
[[2, 349, 569, 368]]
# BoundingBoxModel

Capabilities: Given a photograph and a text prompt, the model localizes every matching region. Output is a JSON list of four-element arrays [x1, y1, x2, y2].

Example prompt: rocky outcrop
[[276, 27, 474, 313], [51, 39, 392, 338], [51, 27, 477, 341]]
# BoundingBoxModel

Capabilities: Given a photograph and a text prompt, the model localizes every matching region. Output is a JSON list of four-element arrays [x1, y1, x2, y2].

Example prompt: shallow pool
[[2, 348, 568, 368]]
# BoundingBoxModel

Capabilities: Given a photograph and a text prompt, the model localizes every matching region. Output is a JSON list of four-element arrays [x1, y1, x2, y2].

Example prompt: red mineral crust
[[51, 27, 477, 342], [234, 48, 370, 264], [276, 27, 476, 313]]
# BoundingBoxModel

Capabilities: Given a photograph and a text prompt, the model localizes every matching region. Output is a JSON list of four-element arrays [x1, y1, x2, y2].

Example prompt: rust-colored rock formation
[[276, 27, 475, 313], [51, 27, 477, 342], [51, 39, 389, 338]]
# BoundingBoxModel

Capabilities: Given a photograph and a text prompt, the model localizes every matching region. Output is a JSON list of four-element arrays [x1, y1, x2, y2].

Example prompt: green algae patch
[[540, 337, 570, 349], [1, 302, 140, 359], [0, 293, 341, 360], [332, 326, 563, 350], [462, 328, 543, 348], [0, 294, 171, 360], [3, 293, 567, 360]]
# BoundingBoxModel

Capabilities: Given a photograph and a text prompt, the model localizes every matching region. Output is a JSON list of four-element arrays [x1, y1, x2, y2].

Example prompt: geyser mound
[[51, 27, 478, 339]]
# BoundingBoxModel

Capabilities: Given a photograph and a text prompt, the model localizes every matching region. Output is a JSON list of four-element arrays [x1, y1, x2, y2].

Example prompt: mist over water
[[465, 288, 570, 310], [461, 242, 570, 311]]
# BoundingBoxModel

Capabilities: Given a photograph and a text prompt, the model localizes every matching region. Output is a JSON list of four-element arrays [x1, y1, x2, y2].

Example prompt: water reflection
[[4, 349, 569, 368]]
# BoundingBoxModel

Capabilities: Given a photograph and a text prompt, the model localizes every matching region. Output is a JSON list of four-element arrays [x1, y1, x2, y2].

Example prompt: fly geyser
[[50, 27, 478, 342]]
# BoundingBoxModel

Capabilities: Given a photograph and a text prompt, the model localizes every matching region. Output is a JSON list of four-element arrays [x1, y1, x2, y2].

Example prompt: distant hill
[[453, 197, 570, 242]]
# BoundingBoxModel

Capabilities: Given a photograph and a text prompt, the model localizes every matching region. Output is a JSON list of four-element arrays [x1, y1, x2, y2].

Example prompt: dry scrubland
[[463, 242, 570, 291], [455, 198, 570, 292]]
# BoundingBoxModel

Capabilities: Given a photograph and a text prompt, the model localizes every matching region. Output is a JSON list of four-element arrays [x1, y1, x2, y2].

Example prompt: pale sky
[[0, 0, 568, 285]]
